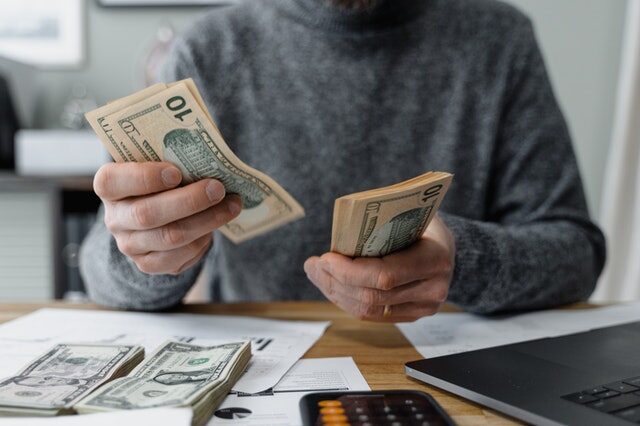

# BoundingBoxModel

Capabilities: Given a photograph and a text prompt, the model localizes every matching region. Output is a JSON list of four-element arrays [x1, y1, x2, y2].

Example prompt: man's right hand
[[93, 162, 242, 275]]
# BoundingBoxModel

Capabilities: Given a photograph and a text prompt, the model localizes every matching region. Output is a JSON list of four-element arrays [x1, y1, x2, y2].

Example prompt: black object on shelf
[[57, 189, 101, 299], [62, 212, 97, 300], [0, 74, 19, 170]]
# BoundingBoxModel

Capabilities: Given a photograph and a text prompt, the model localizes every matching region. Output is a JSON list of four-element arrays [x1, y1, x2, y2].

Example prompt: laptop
[[406, 321, 640, 426]]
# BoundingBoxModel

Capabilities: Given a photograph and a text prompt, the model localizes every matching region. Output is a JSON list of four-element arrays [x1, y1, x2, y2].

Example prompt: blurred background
[[0, 0, 637, 303]]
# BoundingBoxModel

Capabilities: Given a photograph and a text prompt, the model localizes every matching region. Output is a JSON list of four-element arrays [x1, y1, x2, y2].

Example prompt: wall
[[34, 1, 207, 127], [504, 0, 628, 218], [32, 0, 628, 218]]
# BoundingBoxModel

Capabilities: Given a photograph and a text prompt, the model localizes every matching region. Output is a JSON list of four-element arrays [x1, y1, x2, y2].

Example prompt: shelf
[[0, 173, 94, 192]]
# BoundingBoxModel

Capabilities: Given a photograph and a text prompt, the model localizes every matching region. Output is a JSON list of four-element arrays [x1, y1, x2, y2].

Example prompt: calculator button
[[320, 407, 345, 415], [321, 414, 348, 422], [603, 381, 640, 393], [623, 377, 640, 387], [586, 386, 608, 395], [563, 392, 598, 404], [319, 400, 342, 407], [593, 390, 620, 399]]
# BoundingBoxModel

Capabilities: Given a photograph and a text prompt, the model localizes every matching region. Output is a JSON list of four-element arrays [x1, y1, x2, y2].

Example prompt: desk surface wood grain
[[0, 301, 528, 425]]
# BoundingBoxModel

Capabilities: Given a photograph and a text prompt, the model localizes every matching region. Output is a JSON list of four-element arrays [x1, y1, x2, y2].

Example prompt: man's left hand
[[304, 215, 456, 322]]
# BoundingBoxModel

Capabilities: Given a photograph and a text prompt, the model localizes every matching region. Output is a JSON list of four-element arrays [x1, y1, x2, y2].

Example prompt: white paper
[[208, 357, 370, 426], [0, 407, 192, 426], [397, 302, 640, 359], [16, 130, 110, 176], [0, 308, 329, 394]]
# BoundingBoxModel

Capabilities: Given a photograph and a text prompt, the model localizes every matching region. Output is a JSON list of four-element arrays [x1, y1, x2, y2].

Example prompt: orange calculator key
[[318, 400, 342, 407], [319, 407, 345, 415]]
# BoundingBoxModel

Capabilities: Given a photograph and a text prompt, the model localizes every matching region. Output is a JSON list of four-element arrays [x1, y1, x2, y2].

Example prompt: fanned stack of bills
[[75, 340, 251, 426], [0, 344, 143, 416], [331, 171, 453, 257], [85, 79, 305, 243]]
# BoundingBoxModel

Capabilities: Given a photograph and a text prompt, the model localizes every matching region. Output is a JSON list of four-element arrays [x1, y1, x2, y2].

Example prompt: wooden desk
[[0, 302, 517, 425]]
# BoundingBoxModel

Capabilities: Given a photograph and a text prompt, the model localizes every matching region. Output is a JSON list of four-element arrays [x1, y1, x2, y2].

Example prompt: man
[[80, 0, 606, 321]]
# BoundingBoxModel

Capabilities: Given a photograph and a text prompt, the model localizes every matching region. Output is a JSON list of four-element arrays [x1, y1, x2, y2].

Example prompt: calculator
[[299, 390, 457, 426]]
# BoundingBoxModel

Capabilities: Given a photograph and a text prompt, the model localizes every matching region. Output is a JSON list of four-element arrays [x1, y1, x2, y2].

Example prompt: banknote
[[75, 340, 251, 426], [0, 344, 144, 416], [331, 171, 453, 257], [87, 80, 305, 243], [85, 83, 167, 162]]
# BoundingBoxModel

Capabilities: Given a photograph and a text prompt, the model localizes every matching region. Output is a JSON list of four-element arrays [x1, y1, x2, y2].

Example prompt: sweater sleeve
[[79, 206, 205, 310], [78, 41, 210, 311], [443, 21, 606, 314]]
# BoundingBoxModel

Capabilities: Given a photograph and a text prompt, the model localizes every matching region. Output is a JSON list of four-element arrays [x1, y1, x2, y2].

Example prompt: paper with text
[[397, 302, 640, 359], [209, 357, 369, 426]]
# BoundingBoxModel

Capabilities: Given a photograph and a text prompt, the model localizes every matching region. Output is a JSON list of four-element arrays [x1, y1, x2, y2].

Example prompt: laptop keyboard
[[563, 376, 640, 423]]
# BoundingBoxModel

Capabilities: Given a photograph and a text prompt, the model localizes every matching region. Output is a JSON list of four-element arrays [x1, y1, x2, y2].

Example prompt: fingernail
[[161, 167, 181, 187], [227, 196, 242, 216], [206, 180, 225, 202]]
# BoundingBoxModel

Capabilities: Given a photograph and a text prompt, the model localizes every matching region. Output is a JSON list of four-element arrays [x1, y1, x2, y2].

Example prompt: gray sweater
[[80, 0, 606, 314]]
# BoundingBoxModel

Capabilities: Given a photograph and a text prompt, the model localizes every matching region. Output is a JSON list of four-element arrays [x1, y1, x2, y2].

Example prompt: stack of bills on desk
[[0, 340, 250, 426], [76, 341, 251, 426], [0, 309, 329, 395], [0, 344, 143, 416], [85, 79, 305, 243]]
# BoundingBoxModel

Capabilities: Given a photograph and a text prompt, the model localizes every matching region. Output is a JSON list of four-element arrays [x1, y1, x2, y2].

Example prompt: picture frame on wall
[[0, 0, 84, 68], [99, 0, 233, 5]]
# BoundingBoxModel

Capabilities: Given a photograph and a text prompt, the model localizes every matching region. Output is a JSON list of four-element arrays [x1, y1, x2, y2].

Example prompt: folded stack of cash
[[75, 340, 251, 426], [85, 79, 304, 243], [0, 344, 144, 416], [331, 171, 453, 257]]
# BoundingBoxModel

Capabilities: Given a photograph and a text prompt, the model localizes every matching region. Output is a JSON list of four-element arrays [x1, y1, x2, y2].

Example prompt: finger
[[372, 302, 441, 323], [306, 261, 442, 322], [115, 179, 233, 231], [319, 239, 448, 290], [132, 235, 212, 275], [305, 258, 384, 319], [94, 162, 182, 201], [308, 263, 439, 322], [173, 236, 214, 275], [305, 259, 359, 313], [117, 196, 242, 255], [317, 276, 449, 307], [174, 243, 211, 275]]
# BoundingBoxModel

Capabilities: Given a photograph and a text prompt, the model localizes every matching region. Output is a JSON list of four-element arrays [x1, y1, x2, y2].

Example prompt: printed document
[[209, 357, 369, 425], [398, 302, 640, 359]]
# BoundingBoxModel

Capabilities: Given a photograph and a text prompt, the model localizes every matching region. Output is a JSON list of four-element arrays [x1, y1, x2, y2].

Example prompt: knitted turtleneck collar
[[282, 0, 429, 32]]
